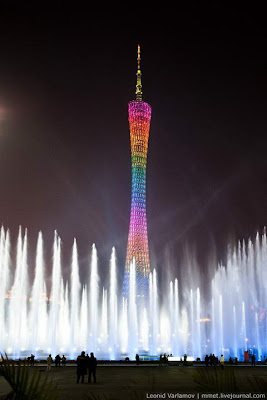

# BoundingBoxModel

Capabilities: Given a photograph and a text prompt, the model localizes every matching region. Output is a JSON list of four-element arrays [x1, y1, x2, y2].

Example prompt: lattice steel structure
[[123, 45, 152, 297]]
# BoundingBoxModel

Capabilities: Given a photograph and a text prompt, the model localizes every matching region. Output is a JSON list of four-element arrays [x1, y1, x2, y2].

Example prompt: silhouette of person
[[30, 354, 35, 366], [208, 354, 212, 366], [76, 351, 87, 383], [87, 352, 97, 383], [212, 354, 216, 367], [183, 354, 187, 366], [220, 354, 225, 369], [47, 354, 53, 371], [55, 354, 61, 367], [205, 354, 209, 367], [251, 354, 256, 366], [135, 353, 140, 365], [62, 355, 66, 366], [159, 355, 163, 366], [163, 354, 168, 366]]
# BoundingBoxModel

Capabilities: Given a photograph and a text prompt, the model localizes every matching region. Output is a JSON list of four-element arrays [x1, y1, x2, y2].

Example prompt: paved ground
[[1, 365, 267, 399]]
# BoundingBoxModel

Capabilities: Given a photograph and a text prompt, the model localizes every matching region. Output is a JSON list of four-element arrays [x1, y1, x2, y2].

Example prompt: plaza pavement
[[1, 364, 267, 399]]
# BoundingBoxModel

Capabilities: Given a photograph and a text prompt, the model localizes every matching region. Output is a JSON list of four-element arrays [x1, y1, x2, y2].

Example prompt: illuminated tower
[[123, 45, 152, 297]]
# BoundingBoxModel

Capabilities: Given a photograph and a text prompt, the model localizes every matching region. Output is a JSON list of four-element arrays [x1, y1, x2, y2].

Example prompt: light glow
[[125, 100, 152, 280]]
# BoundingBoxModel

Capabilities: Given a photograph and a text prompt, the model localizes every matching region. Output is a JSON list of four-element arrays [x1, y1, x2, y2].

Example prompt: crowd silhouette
[[8, 349, 265, 383], [76, 351, 97, 384], [45, 351, 98, 383]]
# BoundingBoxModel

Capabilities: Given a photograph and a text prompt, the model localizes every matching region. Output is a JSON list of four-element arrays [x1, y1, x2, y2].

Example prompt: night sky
[[0, 10, 266, 286]]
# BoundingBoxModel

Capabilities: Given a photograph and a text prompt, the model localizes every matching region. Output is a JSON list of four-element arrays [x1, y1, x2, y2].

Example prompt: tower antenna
[[135, 44, 142, 101]]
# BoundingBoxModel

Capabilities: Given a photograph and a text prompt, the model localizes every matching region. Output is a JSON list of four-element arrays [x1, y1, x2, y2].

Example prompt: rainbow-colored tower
[[124, 45, 152, 297]]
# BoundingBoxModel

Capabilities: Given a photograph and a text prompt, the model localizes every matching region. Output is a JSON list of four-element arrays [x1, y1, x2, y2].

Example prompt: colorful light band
[[125, 99, 152, 278]]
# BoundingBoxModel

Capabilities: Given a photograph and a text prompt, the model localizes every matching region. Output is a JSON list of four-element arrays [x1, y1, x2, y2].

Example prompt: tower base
[[122, 271, 149, 301]]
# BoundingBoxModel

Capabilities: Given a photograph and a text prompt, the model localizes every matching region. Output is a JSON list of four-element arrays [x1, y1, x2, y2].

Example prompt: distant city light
[[196, 318, 211, 322]]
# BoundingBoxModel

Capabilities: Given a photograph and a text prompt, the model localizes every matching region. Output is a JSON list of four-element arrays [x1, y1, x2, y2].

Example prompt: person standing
[[55, 354, 61, 367], [76, 351, 87, 383], [183, 354, 187, 366], [87, 352, 97, 384], [30, 354, 35, 366], [205, 355, 209, 367], [220, 354, 225, 369], [62, 355, 66, 367], [212, 354, 216, 367], [47, 354, 53, 372], [251, 354, 256, 367]]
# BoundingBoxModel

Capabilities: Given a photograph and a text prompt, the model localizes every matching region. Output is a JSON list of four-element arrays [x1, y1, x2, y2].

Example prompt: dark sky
[[0, 9, 266, 285]]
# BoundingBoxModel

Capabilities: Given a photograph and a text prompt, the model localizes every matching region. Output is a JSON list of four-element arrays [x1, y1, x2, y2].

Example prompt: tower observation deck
[[123, 45, 152, 297]]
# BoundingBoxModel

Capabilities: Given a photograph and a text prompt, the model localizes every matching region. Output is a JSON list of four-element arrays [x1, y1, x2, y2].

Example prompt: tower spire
[[135, 44, 142, 101]]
